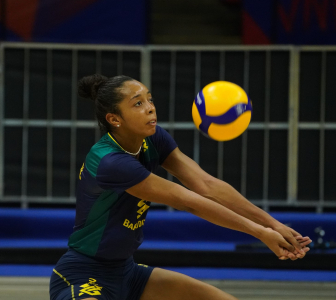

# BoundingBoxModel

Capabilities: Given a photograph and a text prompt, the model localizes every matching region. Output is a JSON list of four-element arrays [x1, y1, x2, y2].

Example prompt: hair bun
[[78, 74, 108, 101]]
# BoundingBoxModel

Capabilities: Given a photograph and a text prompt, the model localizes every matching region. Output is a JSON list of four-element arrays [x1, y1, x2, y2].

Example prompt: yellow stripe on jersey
[[108, 132, 146, 153], [108, 132, 126, 151]]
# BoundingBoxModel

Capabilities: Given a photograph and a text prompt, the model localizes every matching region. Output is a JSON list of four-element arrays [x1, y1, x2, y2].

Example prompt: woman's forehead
[[121, 80, 149, 96]]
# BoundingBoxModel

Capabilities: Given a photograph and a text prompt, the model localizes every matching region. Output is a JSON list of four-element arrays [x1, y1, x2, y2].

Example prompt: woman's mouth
[[148, 120, 157, 126]]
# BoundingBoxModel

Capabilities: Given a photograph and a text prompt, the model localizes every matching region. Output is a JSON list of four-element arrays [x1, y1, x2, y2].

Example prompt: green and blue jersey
[[68, 125, 177, 261]]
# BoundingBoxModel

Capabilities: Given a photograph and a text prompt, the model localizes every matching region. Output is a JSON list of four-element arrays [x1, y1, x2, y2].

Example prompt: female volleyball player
[[49, 75, 311, 300]]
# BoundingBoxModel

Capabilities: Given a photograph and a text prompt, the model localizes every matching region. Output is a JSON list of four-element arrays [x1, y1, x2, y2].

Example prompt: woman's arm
[[161, 148, 309, 254], [126, 173, 304, 258]]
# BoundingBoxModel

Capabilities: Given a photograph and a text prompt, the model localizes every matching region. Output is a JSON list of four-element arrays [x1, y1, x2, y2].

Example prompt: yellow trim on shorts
[[71, 284, 75, 300], [53, 269, 76, 300], [53, 269, 70, 286]]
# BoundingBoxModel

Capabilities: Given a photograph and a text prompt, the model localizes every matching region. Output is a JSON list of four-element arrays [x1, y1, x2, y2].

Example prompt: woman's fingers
[[289, 228, 302, 237], [273, 225, 305, 254], [284, 234, 306, 254], [262, 228, 310, 261], [279, 238, 295, 253], [276, 233, 311, 261], [299, 237, 312, 247], [296, 236, 309, 241]]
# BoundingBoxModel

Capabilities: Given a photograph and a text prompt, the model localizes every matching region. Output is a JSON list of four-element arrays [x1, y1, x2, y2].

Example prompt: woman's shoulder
[[148, 125, 178, 164], [88, 135, 122, 160], [84, 134, 126, 178], [149, 125, 171, 141]]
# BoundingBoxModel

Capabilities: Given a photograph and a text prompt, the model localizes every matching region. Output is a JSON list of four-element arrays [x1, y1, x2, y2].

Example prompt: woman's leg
[[140, 268, 238, 300]]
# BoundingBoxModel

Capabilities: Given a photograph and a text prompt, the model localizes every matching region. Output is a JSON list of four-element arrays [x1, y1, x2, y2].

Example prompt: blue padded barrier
[[1, 264, 336, 281], [0, 208, 336, 251], [0, 209, 75, 248], [141, 211, 336, 251]]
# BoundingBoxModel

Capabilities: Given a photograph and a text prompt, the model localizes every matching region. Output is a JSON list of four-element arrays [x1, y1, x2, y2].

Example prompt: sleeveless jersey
[[68, 125, 177, 261]]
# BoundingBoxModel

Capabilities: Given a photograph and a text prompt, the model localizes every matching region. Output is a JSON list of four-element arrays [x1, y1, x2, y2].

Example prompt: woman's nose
[[147, 102, 155, 113]]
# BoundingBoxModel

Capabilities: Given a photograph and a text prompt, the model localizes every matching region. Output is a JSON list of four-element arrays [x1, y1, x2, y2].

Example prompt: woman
[[50, 75, 311, 300]]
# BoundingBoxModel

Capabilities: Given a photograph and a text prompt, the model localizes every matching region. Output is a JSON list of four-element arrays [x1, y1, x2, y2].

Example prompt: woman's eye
[[149, 98, 154, 103], [135, 101, 142, 106]]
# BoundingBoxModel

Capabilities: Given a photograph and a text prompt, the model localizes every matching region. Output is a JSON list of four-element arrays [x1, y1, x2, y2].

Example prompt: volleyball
[[192, 81, 252, 141]]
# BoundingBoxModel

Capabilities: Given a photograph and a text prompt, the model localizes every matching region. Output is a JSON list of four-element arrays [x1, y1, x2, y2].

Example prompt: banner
[[243, 0, 336, 44], [0, 0, 148, 44]]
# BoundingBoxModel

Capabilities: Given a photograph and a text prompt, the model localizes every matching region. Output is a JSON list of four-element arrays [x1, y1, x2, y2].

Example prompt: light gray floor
[[0, 276, 335, 300], [204, 279, 336, 300]]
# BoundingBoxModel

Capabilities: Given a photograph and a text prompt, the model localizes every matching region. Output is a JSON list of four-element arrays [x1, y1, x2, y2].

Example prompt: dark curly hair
[[78, 74, 135, 132]]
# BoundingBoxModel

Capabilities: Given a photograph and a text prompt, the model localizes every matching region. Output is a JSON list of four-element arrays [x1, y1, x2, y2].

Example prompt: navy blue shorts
[[49, 249, 154, 300]]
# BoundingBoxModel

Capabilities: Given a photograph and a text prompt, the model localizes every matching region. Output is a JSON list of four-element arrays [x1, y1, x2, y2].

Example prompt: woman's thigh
[[140, 268, 238, 300]]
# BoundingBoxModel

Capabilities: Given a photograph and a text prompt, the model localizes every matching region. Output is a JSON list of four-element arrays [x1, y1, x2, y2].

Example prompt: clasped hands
[[261, 223, 312, 261]]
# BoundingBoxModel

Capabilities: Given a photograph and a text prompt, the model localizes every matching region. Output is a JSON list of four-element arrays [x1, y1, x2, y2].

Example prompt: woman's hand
[[272, 223, 312, 260], [258, 227, 306, 259], [278, 236, 312, 260]]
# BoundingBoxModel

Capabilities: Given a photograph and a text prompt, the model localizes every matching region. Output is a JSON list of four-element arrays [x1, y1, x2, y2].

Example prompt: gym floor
[[1, 276, 335, 300]]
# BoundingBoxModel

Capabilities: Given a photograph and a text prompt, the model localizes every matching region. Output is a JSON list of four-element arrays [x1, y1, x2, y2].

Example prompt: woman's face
[[116, 80, 157, 137]]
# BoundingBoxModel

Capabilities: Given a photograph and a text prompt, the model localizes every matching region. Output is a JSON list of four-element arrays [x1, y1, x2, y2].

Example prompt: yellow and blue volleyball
[[192, 81, 252, 141]]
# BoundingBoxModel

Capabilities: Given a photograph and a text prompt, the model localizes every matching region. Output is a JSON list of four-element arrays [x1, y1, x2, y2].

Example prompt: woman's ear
[[106, 113, 121, 128]]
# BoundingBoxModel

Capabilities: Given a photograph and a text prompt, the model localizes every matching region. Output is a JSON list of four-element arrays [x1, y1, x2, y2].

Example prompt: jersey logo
[[79, 163, 84, 180], [123, 218, 145, 230], [142, 139, 148, 152], [137, 199, 150, 219], [78, 278, 102, 297], [122, 199, 150, 231]]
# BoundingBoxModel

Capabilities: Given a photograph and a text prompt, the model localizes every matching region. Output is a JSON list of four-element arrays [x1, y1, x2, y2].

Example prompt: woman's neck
[[110, 131, 143, 155]]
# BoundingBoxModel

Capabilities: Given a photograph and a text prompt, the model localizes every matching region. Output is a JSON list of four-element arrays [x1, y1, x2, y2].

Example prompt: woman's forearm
[[178, 186, 267, 240], [126, 173, 298, 257], [127, 173, 267, 239], [203, 177, 280, 229]]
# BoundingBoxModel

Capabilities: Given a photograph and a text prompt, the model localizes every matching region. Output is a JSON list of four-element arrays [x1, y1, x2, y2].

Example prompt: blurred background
[[0, 0, 336, 299]]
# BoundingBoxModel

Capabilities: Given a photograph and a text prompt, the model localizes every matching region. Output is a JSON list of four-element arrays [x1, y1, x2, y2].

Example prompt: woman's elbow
[[192, 176, 216, 198]]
